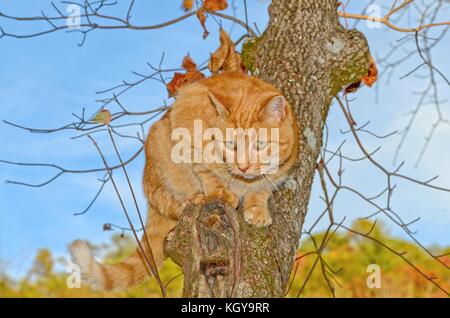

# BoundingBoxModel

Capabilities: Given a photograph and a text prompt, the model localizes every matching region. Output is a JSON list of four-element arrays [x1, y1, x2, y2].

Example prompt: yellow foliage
[[1, 222, 448, 298]]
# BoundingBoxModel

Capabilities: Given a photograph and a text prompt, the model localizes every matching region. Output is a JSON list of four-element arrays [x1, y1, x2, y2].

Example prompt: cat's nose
[[238, 164, 250, 173]]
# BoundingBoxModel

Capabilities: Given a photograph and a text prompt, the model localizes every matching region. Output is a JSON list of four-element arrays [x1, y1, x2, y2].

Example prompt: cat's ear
[[208, 91, 229, 117], [262, 95, 286, 123]]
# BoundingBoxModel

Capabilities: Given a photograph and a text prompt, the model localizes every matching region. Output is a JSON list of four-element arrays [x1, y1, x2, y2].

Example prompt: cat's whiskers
[[263, 174, 279, 193], [222, 167, 235, 187], [264, 176, 285, 208], [264, 174, 288, 206], [259, 175, 274, 203]]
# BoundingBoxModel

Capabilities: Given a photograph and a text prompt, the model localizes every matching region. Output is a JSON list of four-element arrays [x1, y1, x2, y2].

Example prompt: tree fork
[[165, 0, 370, 297]]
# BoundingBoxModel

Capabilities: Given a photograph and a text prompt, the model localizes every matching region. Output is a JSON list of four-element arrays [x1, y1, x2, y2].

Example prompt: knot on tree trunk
[[327, 28, 371, 94], [165, 201, 240, 297], [164, 200, 285, 298]]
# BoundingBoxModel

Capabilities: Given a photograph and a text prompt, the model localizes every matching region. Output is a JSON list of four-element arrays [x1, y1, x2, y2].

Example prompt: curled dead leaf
[[92, 109, 112, 125], [344, 80, 361, 94], [167, 56, 205, 97], [362, 55, 378, 87], [182, 0, 194, 11], [344, 55, 378, 94], [182, 55, 198, 72], [194, 0, 228, 38], [196, 9, 209, 39], [203, 0, 228, 11], [208, 29, 245, 73]]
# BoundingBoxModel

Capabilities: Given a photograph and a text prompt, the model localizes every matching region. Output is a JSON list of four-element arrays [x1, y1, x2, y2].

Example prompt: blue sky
[[0, 1, 449, 278]]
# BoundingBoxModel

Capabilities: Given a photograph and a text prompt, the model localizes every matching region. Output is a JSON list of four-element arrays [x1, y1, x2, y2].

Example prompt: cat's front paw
[[188, 193, 207, 206], [244, 206, 272, 227], [207, 187, 239, 209]]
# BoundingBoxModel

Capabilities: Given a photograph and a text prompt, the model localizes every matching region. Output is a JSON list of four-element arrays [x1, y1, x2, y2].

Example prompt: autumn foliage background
[[1, 219, 448, 298]]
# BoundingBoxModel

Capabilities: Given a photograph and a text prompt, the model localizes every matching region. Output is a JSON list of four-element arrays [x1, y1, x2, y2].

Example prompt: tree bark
[[165, 0, 370, 297]]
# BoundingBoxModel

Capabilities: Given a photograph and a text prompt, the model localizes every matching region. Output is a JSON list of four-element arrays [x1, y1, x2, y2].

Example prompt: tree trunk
[[164, 0, 370, 297]]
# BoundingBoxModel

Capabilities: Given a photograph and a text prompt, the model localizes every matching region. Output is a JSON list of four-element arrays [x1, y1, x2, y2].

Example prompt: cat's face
[[209, 92, 295, 180]]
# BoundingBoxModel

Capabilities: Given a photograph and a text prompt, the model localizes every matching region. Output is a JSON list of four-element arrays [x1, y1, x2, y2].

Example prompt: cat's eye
[[255, 140, 267, 151], [225, 140, 236, 150]]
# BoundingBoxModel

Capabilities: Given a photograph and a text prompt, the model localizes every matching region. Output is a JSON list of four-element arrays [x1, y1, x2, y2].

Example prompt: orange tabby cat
[[70, 72, 299, 290]]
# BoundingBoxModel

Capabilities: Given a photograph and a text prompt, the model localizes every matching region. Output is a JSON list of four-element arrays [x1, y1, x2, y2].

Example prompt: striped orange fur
[[70, 72, 300, 290]]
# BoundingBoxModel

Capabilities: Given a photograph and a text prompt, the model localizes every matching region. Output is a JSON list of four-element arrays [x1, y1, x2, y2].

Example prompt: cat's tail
[[69, 211, 177, 291]]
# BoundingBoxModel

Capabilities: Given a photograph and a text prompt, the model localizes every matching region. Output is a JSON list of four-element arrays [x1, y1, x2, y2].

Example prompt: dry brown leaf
[[344, 55, 378, 94], [182, 55, 198, 72], [362, 55, 378, 87], [167, 73, 188, 97], [203, 0, 228, 11], [167, 56, 205, 97], [194, 1, 228, 38], [182, 0, 194, 11], [208, 29, 245, 73], [92, 109, 112, 125], [196, 8, 209, 39], [344, 80, 362, 94]]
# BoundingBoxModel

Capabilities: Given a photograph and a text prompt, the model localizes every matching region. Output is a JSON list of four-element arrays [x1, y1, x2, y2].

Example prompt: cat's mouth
[[231, 171, 259, 180], [237, 174, 257, 180]]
